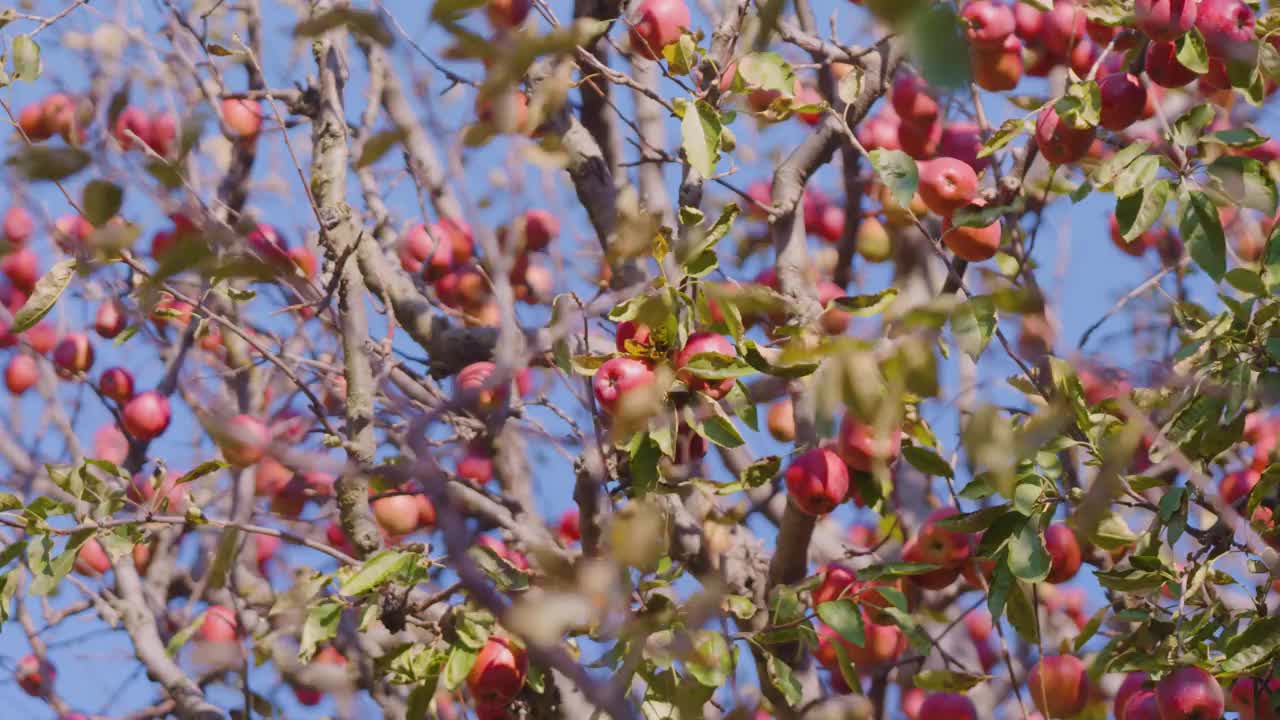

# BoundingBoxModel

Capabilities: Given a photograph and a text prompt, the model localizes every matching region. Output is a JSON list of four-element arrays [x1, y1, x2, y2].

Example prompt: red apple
[[675, 331, 737, 399], [1228, 676, 1280, 720], [457, 444, 495, 485], [52, 333, 94, 378], [1196, 0, 1254, 61], [592, 357, 656, 415], [2, 207, 33, 245], [1029, 654, 1089, 718], [1156, 666, 1224, 720], [1116, 671, 1153, 719], [918, 693, 977, 720], [15, 654, 55, 697], [24, 323, 55, 355], [1035, 105, 1094, 165], [939, 122, 990, 174], [918, 157, 979, 218], [1044, 523, 1082, 583], [372, 493, 421, 536], [288, 246, 317, 279], [1099, 73, 1148, 132], [785, 447, 849, 516], [222, 98, 263, 139], [1221, 468, 1260, 506], [254, 533, 280, 574], [73, 538, 112, 576], [1126, 689, 1162, 720], [128, 471, 188, 513], [557, 509, 581, 544], [891, 72, 939, 126], [1041, 1, 1087, 55], [18, 103, 52, 140], [5, 355, 37, 395], [627, 0, 690, 61], [477, 535, 529, 571], [1136, 0, 1198, 42], [487, 0, 530, 29], [99, 366, 135, 404], [917, 507, 974, 567], [898, 117, 942, 159], [147, 112, 176, 156], [122, 390, 172, 440], [962, 0, 1015, 49], [1, 248, 38, 291], [902, 538, 961, 590], [1146, 40, 1199, 88], [837, 414, 902, 472], [52, 214, 92, 254], [615, 320, 654, 353], [199, 604, 239, 643], [964, 610, 993, 643], [767, 399, 796, 442], [521, 209, 558, 252], [248, 223, 290, 266], [94, 424, 129, 465], [857, 113, 902, 152], [467, 636, 528, 704], [95, 300, 128, 339], [113, 106, 151, 150], [219, 414, 270, 466], [456, 361, 508, 413], [901, 687, 925, 719]]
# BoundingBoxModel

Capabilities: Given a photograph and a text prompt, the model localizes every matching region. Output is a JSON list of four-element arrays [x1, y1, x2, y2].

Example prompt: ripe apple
[[52, 333, 95, 378], [99, 366, 135, 404], [846, 614, 907, 667], [373, 493, 421, 536], [487, 0, 530, 29], [918, 693, 977, 720], [477, 535, 529, 570], [1109, 214, 1154, 257], [917, 507, 974, 567], [1, 248, 38, 292], [52, 214, 92, 254], [2, 207, 33, 244], [767, 399, 796, 442], [1146, 40, 1199, 87], [219, 414, 270, 466], [784, 447, 849, 516], [95, 300, 128, 339], [964, 610, 993, 644], [901, 687, 925, 719], [1116, 671, 1153, 719], [1228, 676, 1280, 720], [128, 471, 188, 513], [248, 223, 291, 266], [18, 102, 52, 140], [558, 508, 581, 544], [222, 98, 263, 139], [918, 157, 979, 218], [113, 106, 152, 150], [939, 123, 990, 174], [24, 323, 55, 356], [1196, 0, 1254, 61], [1136, 0, 1198, 42], [122, 390, 172, 440], [962, 0, 1015, 49], [325, 522, 354, 555], [837, 414, 902, 472], [1156, 666, 1224, 720], [1041, 1, 1087, 55], [5, 355, 37, 395], [814, 204, 845, 245], [1035, 105, 1094, 165], [15, 654, 55, 696], [856, 113, 902, 152], [457, 444, 495, 485], [1028, 654, 1089, 718], [73, 538, 112, 576], [592, 357, 656, 415], [1099, 73, 1148, 131], [147, 112, 176, 156], [1013, 2, 1044, 39], [456, 361, 508, 413], [521, 209, 559, 252], [254, 533, 280, 574], [675, 331, 736, 399], [901, 538, 961, 590], [288, 246, 318, 279], [1221, 468, 1260, 506], [199, 604, 239, 643], [398, 223, 434, 274], [1044, 523, 1082, 583], [972, 34, 1024, 92], [93, 424, 128, 465], [891, 72, 939, 126], [898, 117, 942, 159], [467, 636, 528, 704], [615, 320, 654, 353], [627, 0, 690, 61], [1125, 689, 1162, 720]]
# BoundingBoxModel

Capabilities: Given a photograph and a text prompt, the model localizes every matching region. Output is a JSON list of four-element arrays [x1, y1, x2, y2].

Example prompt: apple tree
[[0, 0, 1279, 718]]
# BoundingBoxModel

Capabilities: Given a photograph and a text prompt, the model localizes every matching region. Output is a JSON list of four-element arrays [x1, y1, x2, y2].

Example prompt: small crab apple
[[519, 209, 558, 252], [15, 655, 55, 697], [973, 34, 1024, 92], [919, 693, 977, 720], [1136, 0, 1198, 42], [1156, 666, 1225, 720], [891, 72, 939, 126], [112, 106, 152, 150], [122, 390, 172, 440], [593, 357, 656, 416], [838, 414, 903, 472], [1044, 523, 1082, 583], [24, 323, 56, 356], [785, 447, 850, 516], [627, 0, 690, 61], [939, 122, 990, 174], [218, 414, 270, 466], [898, 116, 943, 159], [456, 361, 507, 413], [1028, 655, 1089, 718], [95, 299, 128, 339], [99, 367, 135, 404], [5, 354, 37, 395], [199, 605, 239, 644], [221, 98, 263, 139], [52, 333, 94, 378], [2, 207, 33, 245], [1035, 105, 1094, 165], [767, 398, 796, 442], [18, 103, 52, 140], [941, 201, 1003, 261], [675, 331, 737, 399], [147, 112, 177, 156], [372, 493, 421, 536], [917, 157, 979, 217], [487, 0, 530, 29], [2, 248, 38, 292], [457, 444, 495, 485], [1099, 73, 1148, 131], [73, 538, 112, 576], [467, 636, 528, 705]]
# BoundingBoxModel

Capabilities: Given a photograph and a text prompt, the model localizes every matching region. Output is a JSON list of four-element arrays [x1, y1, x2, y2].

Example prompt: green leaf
[[951, 295, 998, 360], [0, 493, 20, 512], [442, 645, 479, 691], [1056, 81, 1101, 130], [1179, 190, 1226, 282], [681, 100, 722, 178], [339, 549, 414, 596], [1264, 218, 1280, 292], [1223, 616, 1280, 673], [736, 52, 794, 94], [1005, 580, 1039, 642], [952, 199, 1022, 228], [1171, 104, 1216, 149], [174, 460, 228, 486], [1073, 606, 1108, 652], [1225, 268, 1267, 296], [6, 146, 91, 181], [740, 455, 780, 488], [906, 4, 971, 89], [662, 34, 700, 76], [685, 630, 733, 687], [469, 543, 530, 592], [357, 129, 407, 168], [1175, 28, 1210, 74], [82, 181, 123, 227], [1112, 156, 1161, 200], [429, 0, 486, 22], [1207, 156, 1278, 215], [166, 613, 207, 656], [1007, 519, 1051, 583], [294, 8, 393, 45], [867, 150, 918, 210], [1114, 180, 1172, 243], [680, 351, 756, 380], [1092, 140, 1152, 188], [765, 652, 802, 706], [978, 117, 1028, 159], [902, 445, 954, 479], [11, 35, 39, 82], [700, 414, 744, 448], [880, 606, 932, 654], [832, 288, 899, 316], [817, 598, 866, 646], [11, 259, 76, 334], [1206, 128, 1269, 148], [915, 669, 990, 692], [933, 504, 1012, 533], [299, 601, 342, 662], [0, 571, 17, 625]]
